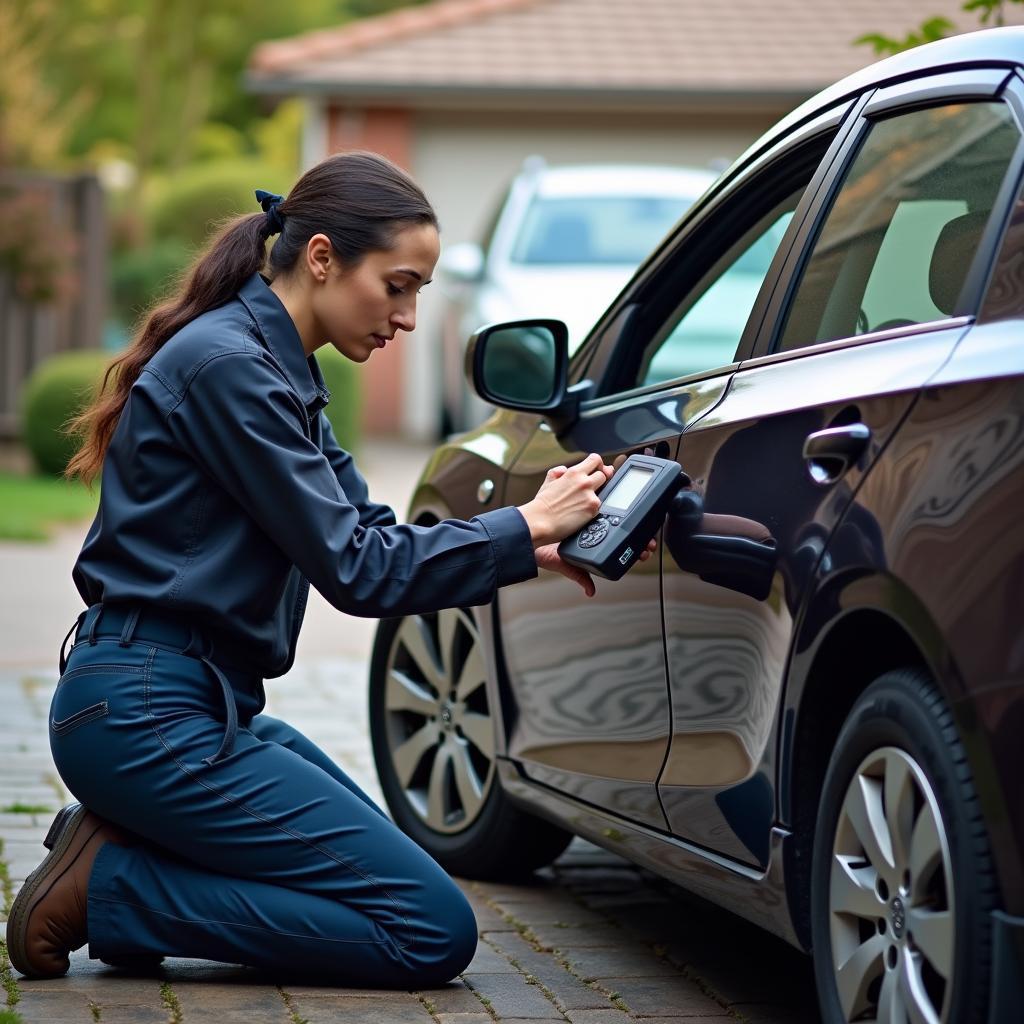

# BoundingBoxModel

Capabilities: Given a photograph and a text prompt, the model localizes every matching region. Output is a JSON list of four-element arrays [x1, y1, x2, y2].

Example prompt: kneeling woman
[[8, 152, 617, 987]]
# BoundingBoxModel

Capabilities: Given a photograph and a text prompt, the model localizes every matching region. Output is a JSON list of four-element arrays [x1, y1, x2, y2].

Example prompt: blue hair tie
[[255, 189, 285, 235]]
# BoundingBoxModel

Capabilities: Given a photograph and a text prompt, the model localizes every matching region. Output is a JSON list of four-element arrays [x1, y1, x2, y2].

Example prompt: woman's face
[[312, 222, 440, 363]]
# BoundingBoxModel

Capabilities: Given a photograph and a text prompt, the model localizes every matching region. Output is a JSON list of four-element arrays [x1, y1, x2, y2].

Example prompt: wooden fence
[[0, 172, 107, 438]]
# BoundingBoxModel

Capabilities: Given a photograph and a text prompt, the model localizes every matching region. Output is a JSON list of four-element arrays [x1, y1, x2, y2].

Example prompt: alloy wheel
[[382, 608, 496, 834], [828, 746, 955, 1023]]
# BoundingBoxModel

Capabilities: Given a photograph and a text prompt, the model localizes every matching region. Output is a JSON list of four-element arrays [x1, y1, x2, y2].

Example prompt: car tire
[[810, 669, 996, 1024], [369, 608, 572, 879]]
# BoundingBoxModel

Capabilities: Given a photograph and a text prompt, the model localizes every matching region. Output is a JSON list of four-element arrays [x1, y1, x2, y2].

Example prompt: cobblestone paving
[[0, 659, 821, 1023]]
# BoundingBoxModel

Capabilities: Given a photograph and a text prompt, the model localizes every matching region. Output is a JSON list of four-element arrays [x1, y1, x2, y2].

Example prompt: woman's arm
[[168, 351, 538, 618], [317, 411, 396, 531]]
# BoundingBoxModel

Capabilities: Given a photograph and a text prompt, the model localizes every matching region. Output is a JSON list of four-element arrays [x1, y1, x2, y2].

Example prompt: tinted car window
[[641, 197, 797, 386], [510, 196, 691, 265], [777, 101, 1021, 351]]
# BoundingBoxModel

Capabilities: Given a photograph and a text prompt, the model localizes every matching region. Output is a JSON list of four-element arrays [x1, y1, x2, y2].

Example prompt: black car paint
[[403, 27, 1024, 1014]]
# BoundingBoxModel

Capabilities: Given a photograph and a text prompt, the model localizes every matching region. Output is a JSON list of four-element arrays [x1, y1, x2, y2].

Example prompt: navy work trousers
[[49, 609, 477, 987]]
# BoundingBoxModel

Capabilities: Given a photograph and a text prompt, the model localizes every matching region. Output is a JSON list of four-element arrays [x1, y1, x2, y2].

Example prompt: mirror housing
[[439, 241, 485, 283], [466, 319, 589, 433]]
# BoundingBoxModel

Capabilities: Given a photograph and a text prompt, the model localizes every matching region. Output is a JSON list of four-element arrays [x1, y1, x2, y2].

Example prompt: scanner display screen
[[602, 465, 654, 511]]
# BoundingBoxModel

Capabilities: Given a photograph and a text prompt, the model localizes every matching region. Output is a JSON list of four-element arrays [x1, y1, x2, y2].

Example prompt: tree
[[1, 0, 428, 173], [0, 0, 91, 168], [858, 0, 1023, 56]]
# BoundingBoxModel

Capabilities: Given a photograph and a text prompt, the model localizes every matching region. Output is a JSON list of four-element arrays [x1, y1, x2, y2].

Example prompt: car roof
[[755, 26, 1024, 165], [530, 164, 718, 200]]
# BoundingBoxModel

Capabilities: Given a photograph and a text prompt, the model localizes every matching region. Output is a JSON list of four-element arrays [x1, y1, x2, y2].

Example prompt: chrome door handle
[[803, 423, 871, 485]]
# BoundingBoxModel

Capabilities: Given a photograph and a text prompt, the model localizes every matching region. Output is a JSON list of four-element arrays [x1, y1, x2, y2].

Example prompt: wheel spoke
[[386, 668, 438, 718], [392, 721, 440, 788], [835, 932, 886, 1021], [395, 616, 444, 692], [884, 752, 916, 875], [908, 907, 953, 981], [908, 803, 942, 896], [459, 710, 495, 760], [438, 608, 460, 682], [454, 640, 487, 702], [877, 964, 906, 1024], [831, 855, 884, 921], [451, 742, 484, 822], [426, 741, 454, 828], [845, 771, 896, 882], [898, 951, 941, 1024]]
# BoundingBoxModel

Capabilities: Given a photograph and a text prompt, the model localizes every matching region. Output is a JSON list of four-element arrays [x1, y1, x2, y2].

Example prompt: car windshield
[[510, 195, 692, 265]]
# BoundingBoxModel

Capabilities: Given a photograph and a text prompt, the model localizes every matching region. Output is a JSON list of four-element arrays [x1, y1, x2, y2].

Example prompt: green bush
[[316, 347, 362, 455], [110, 239, 193, 327], [21, 350, 111, 475], [146, 159, 290, 250]]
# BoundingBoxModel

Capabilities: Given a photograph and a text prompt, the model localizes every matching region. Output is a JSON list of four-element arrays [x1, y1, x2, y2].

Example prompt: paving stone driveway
[[0, 656, 821, 1023]]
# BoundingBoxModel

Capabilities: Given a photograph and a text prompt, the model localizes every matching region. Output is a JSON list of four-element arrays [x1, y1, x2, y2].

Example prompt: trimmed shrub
[[146, 160, 289, 249], [21, 350, 111, 475], [110, 239, 193, 328], [316, 347, 362, 456]]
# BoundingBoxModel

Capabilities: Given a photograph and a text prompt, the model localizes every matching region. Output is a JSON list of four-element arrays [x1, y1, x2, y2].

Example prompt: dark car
[[368, 27, 1024, 1024]]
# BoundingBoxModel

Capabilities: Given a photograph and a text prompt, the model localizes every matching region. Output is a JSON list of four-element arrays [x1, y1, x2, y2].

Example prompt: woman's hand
[[524, 459, 658, 596], [535, 535, 659, 597], [517, 454, 613, 547]]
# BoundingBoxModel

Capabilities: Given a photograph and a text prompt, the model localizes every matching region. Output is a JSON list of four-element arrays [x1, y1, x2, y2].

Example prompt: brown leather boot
[[7, 803, 126, 979]]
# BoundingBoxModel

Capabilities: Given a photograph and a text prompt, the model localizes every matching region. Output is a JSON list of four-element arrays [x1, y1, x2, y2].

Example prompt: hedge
[[146, 160, 290, 250], [110, 239, 193, 328], [21, 346, 362, 477], [316, 346, 362, 455], [21, 351, 111, 475]]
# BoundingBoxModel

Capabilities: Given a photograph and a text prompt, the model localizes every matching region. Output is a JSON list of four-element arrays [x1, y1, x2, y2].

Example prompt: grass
[[0, 804, 50, 816], [0, 472, 98, 541], [0, 843, 12, 918], [159, 983, 182, 1024], [0, 937, 19, 1011], [278, 988, 308, 1024]]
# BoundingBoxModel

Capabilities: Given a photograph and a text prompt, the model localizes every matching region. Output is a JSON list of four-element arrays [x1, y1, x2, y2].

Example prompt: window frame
[[567, 99, 858, 404], [749, 67, 1024, 364]]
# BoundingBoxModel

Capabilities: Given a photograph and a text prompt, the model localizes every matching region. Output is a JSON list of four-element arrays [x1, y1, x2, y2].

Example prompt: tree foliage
[[857, 0, 1023, 56], [0, 0, 427, 173]]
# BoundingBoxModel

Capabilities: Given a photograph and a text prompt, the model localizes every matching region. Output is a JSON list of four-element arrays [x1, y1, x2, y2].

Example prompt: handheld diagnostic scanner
[[557, 454, 685, 581]]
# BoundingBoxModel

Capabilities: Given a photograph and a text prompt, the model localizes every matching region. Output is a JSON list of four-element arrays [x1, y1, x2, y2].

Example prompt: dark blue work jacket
[[73, 273, 537, 678]]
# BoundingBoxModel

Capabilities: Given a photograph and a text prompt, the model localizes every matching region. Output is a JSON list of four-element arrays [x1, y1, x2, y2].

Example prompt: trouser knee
[[401, 883, 478, 987]]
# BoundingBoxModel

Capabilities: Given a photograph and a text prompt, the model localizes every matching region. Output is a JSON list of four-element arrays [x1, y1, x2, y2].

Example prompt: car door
[[656, 69, 1024, 867], [496, 104, 854, 830]]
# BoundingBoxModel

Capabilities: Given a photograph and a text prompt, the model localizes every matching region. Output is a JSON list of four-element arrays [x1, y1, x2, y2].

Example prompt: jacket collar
[[238, 274, 330, 414]]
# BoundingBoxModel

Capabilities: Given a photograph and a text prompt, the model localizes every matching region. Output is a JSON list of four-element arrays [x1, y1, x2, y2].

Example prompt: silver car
[[437, 159, 718, 432]]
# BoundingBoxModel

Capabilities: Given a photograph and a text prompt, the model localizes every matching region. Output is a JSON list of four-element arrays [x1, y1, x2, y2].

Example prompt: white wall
[[404, 107, 774, 438]]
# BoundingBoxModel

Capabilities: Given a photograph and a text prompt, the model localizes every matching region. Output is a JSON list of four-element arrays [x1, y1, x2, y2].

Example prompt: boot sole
[[7, 804, 98, 979]]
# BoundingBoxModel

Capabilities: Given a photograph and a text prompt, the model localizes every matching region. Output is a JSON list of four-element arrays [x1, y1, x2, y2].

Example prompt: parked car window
[[510, 196, 691, 265], [640, 197, 798, 386], [777, 101, 1021, 352]]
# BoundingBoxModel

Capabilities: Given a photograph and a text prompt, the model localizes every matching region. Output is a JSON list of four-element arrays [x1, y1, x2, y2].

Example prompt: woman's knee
[[402, 882, 478, 987]]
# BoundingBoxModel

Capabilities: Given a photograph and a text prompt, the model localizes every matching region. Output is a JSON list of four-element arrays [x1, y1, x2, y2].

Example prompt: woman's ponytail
[[66, 212, 271, 484]]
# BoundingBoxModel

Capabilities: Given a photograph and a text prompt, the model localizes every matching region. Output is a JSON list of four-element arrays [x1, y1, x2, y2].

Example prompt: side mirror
[[439, 242, 485, 283], [466, 319, 590, 433]]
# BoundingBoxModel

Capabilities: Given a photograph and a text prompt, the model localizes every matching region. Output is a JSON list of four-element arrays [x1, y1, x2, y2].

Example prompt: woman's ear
[[305, 234, 333, 283]]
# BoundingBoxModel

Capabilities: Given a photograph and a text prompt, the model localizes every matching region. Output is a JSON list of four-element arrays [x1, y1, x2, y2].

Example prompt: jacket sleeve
[[167, 350, 537, 618], [317, 411, 396, 531]]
